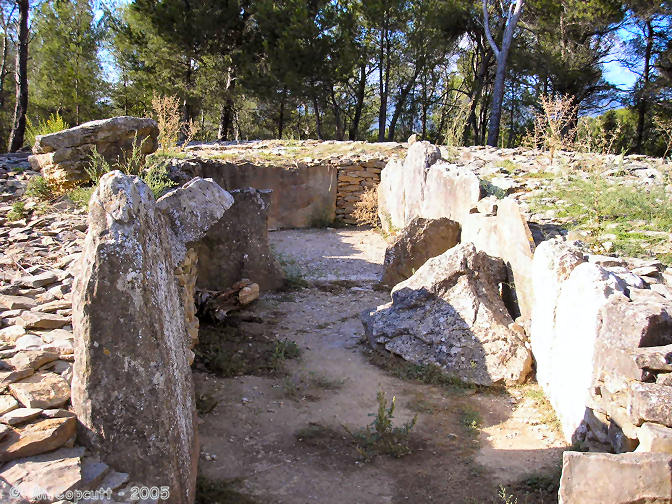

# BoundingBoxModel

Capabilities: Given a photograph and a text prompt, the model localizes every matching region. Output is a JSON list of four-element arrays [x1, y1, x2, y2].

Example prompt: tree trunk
[[635, 19, 653, 154], [8, 0, 29, 152], [278, 87, 286, 139], [0, 31, 8, 111], [483, 0, 524, 147], [388, 65, 421, 141], [330, 85, 344, 140], [377, 13, 389, 142], [312, 94, 323, 140], [465, 47, 492, 145], [218, 70, 236, 141], [349, 63, 367, 140]]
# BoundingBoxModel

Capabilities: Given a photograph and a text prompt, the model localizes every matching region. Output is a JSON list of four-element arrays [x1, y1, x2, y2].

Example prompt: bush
[[152, 94, 181, 153], [7, 201, 26, 221], [25, 112, 69, 147], [143, 158, 177, 199], [66, 186, 95, 210], [25, 176, 53, 201]]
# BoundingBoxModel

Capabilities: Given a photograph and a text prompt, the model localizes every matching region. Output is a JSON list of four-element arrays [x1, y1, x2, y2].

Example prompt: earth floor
[[193, 227, 568, 504]]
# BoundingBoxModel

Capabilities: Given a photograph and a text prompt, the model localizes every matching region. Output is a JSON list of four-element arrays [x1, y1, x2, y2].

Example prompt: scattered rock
[[0, 395, 19, 415], [16, 311, 69, 330], [9, 372, 70, 409], [1, 408, 43, 426], [0, 295, 36, 310], [0, 417, 76, 462]]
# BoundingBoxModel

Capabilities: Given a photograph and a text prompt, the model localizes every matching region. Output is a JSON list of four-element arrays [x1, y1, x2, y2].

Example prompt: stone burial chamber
[[71, 171, 234, 504], [371, 140, 672, 503]]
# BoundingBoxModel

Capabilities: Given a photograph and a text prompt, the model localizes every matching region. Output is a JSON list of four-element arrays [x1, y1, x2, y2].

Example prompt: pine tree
[[30, 0, 104, 125]]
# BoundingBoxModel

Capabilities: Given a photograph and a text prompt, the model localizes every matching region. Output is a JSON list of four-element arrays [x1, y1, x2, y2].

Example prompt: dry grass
[[352, 186, 379, 227], [525, 94, 578, 163], [152, 94, 181, 153], [182, 118, 200, 151]]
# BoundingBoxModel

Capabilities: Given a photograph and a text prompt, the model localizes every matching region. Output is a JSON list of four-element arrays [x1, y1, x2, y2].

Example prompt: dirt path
[[194, 228, 568, 504]]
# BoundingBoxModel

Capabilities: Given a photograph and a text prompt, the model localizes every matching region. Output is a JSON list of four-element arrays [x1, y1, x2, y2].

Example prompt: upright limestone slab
[[71, 172, 233, 504]]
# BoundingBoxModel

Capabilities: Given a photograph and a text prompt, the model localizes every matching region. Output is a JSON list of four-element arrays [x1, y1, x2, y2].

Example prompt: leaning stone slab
[[381, 217, 460, 287], [363, 243, 532, 386], [72, 172, 233, 504], [558, 451, 672, 504]]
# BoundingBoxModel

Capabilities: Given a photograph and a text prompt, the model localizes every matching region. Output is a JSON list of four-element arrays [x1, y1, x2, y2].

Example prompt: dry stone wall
[[172, 154, 388, 228], [335, 158, 385, 224]]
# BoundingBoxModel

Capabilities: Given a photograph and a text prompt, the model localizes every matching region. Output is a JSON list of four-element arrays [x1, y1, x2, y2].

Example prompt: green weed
[[66, 186, 95, 210], [7, 201, 26, 221], [461, 407, 482, 435], [345, 390, 418, 461], [25, 176, 53, 200]]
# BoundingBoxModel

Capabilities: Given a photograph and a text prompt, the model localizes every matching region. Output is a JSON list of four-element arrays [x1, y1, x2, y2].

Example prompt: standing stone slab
[[71, 172, 233, 504], [197, 188, 284, 291]]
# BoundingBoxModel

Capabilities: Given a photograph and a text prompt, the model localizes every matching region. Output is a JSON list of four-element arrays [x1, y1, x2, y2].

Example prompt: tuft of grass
[[24, 176, 53, 200], [496, 159, 519, 173], [271, 339, 301, 372], [195, 476, 258, 504], [368, 352, 478, 392], [274, 251, 309, 290], [523, 384, 562, 432], [460, 407, 482, 436], [498, 486, 519, 504], [345, 390, 418, 461], [7, 201, 27, 221], [66, 186, 95, 210], [308, 371, 344, 390]]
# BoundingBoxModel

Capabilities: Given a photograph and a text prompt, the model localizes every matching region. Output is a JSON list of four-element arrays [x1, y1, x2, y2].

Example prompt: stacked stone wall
[[335, 159, 386, 224]]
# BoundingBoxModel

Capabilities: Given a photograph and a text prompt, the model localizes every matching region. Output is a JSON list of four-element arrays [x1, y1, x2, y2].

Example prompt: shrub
[[25, 112, 69, 147], [352, 186, 379, 227], [152, 94, 181, 153], [143, 158, 176, 199], [66, 186, 95, 210], [7, 201, 26, 221], [24, 176, 53, 201]]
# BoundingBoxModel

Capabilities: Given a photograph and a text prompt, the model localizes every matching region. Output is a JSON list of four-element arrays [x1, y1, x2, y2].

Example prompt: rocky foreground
[[0, 155, 151, 502]]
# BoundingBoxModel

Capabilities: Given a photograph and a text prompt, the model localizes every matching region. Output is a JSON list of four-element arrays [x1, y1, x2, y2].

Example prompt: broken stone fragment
[[0, 295, 36, 310], [1, 408, 42, 426], [0, 417, 76, 462], [558, 451, 672, 504], [0, 394, 19, 415], [13, 272, 58, 289], [0, 446, 90, 502], [636, 422, 672, 454], [16, 311, 69, 330], [362, 243, 532, 386], [380, 216, 461, 287], [72, 171, 234, 504]]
